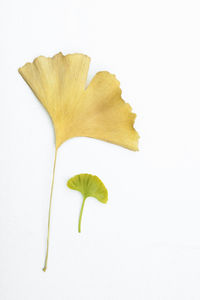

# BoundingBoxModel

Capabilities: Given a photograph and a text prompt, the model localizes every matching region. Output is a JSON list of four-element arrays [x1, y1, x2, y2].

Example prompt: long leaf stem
[[43, 149, 58, 272]]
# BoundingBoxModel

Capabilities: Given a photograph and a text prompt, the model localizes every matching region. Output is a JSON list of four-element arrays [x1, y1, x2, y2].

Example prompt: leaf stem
[[78, 196, 86, 233], [43, 149, 58, 272]]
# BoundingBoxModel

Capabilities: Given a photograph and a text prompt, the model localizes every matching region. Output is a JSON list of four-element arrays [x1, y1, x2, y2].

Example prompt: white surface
[[1, 0, 200, 299]]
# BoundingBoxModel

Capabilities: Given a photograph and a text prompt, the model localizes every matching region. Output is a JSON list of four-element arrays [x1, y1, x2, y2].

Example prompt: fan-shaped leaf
[[67, 174, 108, 232]]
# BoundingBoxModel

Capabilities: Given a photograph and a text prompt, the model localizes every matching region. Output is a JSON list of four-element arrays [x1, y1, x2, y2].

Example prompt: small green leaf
[[67, 174, 108, 203], [67, 174, 108, 232]]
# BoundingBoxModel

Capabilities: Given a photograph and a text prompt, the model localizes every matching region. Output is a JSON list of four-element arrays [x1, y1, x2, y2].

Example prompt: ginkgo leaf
[[67, 173, 108, 203], [18, 52, 139, 150], [67, 174, 108, 233], [18, 52, 139, 271]]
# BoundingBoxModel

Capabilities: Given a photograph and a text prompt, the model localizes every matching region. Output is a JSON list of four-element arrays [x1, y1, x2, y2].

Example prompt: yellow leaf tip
[[19, 52, 91, 70]]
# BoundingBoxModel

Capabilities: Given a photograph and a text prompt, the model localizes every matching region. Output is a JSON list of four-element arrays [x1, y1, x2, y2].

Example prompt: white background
[[0, 0, 200, 299]]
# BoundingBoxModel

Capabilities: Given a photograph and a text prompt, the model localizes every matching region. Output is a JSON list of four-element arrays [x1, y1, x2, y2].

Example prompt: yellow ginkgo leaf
[[19, 52, 139, 150], [18, 52, 139, 272]]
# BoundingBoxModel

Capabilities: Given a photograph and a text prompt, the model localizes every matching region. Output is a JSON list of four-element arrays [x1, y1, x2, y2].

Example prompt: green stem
[[78, 196, 86, 233], [43, 149, 58, 272]]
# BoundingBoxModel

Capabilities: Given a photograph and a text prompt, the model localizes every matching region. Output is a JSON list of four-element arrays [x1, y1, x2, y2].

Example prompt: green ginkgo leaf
[[67, 174, 108, 233]]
